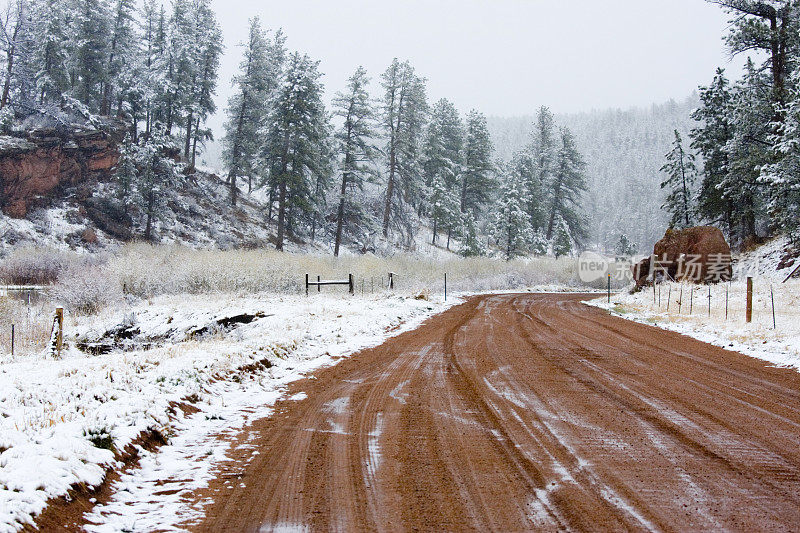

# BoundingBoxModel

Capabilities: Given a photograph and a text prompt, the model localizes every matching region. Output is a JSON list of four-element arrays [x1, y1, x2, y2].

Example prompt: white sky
[[207, 0, 745, 136]]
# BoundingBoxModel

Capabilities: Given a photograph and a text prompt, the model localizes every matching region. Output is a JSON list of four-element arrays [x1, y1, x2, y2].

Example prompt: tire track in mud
[[189, 293, 800, 532]]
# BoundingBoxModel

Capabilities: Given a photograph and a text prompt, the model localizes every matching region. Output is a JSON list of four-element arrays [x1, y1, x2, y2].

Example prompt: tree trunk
[[447, 228, 451, 250], [276, 179, 287, 251], [382, 148, 395, 238], [432, 218, 437, 244], [184, 111, 193, 162], [191, 116, 200, 168], [334, 161, 350, 257], [546, 180, 562, 240], [145, 190, 155, 241]]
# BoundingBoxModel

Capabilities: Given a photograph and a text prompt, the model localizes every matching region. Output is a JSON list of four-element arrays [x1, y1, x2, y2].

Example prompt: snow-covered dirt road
[[183, 293, 800, 532]]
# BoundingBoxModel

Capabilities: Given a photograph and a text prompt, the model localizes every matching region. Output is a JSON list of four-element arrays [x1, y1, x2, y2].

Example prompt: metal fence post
[[444, 273, 447, 302], [11, 324, 14, 356]]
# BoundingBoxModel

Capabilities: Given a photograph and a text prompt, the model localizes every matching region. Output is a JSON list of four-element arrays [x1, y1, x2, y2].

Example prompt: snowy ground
[[587, 237, 800, 371], [0, 291, 454, 532]]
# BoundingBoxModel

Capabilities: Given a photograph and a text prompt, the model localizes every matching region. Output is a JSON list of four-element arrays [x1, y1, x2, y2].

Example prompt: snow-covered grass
[[588, 278, 800, 370], [0, 291, 453, 532]]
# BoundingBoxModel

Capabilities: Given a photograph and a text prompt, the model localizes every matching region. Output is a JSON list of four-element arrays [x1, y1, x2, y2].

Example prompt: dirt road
[[193, 293, 800, 532]]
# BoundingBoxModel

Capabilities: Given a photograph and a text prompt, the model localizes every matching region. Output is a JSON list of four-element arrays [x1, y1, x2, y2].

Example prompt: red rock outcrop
[[633, 226, 733, 286], [0, 119, 127, 218]]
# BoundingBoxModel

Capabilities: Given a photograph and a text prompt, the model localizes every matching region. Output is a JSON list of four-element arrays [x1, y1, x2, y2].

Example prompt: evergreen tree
[[429, 173, 460, 248], [423, 98, 463, 245], [491, 171, 532, 260], [660, 130, 697, 228], [101, 0, 138, 115], [615, 233, 637, 256], [118, 130, 182, 241], [762, 67, 800, 240], [711, 0, 800, 116], [722, 59, 772, 244], [546, 127, 589, 244], [0, 0, 32, 109], [223, 17, 275, 205], [29, 0, 70, 105], [461, 109, 494, 216], [331, 66, 378, 256], [73, 0, 111, 111], [380, 58, 427, 240], [527, 106, 556, 229], [262, 52, 331, 251], [552, 218, 573, 258], [691, 68, 735, 232], [459, 212, 484, 257]]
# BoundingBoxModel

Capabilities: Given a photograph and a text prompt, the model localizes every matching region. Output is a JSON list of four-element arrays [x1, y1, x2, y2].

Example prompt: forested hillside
[[488, 97, 698, 253]]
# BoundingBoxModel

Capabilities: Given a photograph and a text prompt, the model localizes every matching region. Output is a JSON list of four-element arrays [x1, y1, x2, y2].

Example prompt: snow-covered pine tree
[[73, 0, 111, 111], [429, 173, 460, 248], [762, 66, 800, 241], [460, 212, 484, 257], [223, 17, 275, 206], [712, 0, 800, 118], [546, 127, 588, 244], [27, 0, 70, 106], [552, 218, 573, 258], [491, 170, 533, 260], [331, 66, 378, 256], [614, 233, 637, 256], [118, 131, 182, 241], [691, 68, 734, 233], [660, 130, 697, 229], [528, 106, 556, 230], [423, 98, 463, 245], [101, 0, 138, 116], [262, 52, 331, 251], [0, 0, 34, 109], [380, 58, 427, 240], [182, 0, 222, 165], [461, 109, 494, 216], [721, 58, 772, 244]]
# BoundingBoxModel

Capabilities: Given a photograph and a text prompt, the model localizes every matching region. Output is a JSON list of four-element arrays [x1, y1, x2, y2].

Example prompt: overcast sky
[[207, 0, 745, 136]]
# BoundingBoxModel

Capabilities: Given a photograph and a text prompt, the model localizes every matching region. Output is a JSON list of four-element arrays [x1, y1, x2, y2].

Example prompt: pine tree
[[461, 109, 494, 216], [429, 173, 460, 248], [0, 0, 32, 109], [762, 67, 800, 240], [528, 106, 556, 229], [615, 233, 637, 256], [101, 0, 138, 115], [331, 66, 378, 256], [73, 0, 111, 111], [546, 127, 589, 244], [423, 98, 462, 245], [691, 68, 734, 232], [223, 18, 276, 206], [262, 52, 331, 251], [460, 212, 484, 257], [491, 170, 533, 260], [380, 58, 427, 240], [711, 0, 800, 116], [722, 59, 772, 244], [552, 218, 573, 258], [118, 131, 182, 241], [660, 130, 697, 228]]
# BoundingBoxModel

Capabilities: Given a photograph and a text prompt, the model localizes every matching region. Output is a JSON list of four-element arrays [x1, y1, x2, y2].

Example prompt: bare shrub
[[0, 248, 70, 285], [49, 263, 123, 315]]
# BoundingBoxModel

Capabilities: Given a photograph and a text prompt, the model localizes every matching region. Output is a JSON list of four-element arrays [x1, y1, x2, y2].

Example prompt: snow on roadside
[[0, 292, 455, 533], [586, 278, 800, 371]]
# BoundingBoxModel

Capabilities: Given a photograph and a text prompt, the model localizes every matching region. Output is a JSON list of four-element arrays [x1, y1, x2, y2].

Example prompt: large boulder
[[633, 226, 732, 286]]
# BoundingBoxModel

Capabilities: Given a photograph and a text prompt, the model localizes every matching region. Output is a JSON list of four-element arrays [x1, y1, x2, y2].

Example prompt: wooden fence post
[[444, 273, 447, 302], [305, 274, 309, 297], [349, 274, 354, 295], [10, 324, 14, 356], [389, 272, 394, 290], [770, 284, 776, 330], [746, 277, 753, 323], [607, 274, 611, 304]]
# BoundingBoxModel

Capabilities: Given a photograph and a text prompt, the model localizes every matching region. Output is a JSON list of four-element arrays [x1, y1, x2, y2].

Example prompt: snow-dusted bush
[[50, 263, 123, 315], [107, 243, 580, 298], [0, 247, 71, 284]]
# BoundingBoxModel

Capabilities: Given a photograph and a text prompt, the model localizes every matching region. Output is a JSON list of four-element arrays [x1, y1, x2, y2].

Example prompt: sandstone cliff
[[0, 118, 127, 218]]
